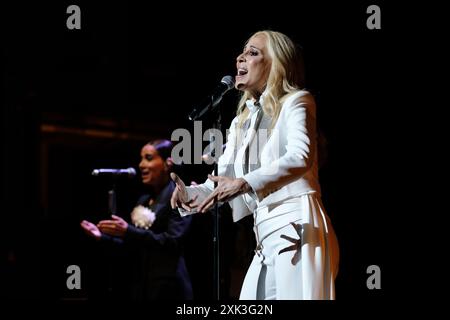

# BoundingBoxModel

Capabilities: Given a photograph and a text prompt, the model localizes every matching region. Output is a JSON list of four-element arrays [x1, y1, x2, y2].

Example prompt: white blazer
[[184, 90, 321, 222]]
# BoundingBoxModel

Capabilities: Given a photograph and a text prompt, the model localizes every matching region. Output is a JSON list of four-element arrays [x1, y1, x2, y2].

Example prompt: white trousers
[[239, 193, 339, 300]]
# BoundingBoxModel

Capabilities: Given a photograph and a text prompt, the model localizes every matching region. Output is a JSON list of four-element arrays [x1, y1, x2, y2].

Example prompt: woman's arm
[[124, 211, 192, 250], [98, 212, 192, 250], [173, 117, 239, 213]]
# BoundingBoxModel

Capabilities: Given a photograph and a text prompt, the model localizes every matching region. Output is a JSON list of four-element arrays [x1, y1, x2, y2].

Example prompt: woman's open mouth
[[237, 68, 248, 77]]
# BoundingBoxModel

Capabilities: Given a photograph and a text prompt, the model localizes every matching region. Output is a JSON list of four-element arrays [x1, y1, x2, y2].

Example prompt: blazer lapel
[[243, 108, 267, 175]]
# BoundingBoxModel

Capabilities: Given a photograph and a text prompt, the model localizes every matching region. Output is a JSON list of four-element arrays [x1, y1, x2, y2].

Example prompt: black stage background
[[1, 0, 421, 311]]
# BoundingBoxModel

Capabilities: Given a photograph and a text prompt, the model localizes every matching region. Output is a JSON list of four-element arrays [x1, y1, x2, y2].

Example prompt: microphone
[[91, 167, 137, 177], [189, 75, 235, 121]]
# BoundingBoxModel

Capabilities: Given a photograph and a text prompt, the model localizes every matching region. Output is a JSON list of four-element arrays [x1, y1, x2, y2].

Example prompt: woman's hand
[[80, 220, 102, 240], [198, 174, 251, 213], [97, 215, 128, 238], [170, 172, 199, 211]]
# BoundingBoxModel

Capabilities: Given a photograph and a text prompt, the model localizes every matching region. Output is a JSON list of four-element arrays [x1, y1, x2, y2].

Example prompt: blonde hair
[[236, 30, 305, 130]]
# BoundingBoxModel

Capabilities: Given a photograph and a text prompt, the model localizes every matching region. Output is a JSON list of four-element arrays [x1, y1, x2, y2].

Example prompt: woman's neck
[[250, 91, 262, 101], [148, 176, 170, 197]]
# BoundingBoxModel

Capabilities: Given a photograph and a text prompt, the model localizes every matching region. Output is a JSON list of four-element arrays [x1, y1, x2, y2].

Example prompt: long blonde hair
[[236, 30, 305, 129]]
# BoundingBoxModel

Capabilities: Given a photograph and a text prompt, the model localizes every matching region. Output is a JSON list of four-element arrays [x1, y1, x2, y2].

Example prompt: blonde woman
[[171, 31, 339, 300]]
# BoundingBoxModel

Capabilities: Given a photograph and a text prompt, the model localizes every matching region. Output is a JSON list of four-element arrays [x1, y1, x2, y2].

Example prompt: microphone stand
[[108, 181, 117, 216], [106, 179, 117, 297], [210, 104, 221, 301], [190, 95, 223, 300]]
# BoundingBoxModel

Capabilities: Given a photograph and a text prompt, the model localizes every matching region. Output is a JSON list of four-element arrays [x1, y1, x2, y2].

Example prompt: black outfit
[[101, 180, 193, 300]]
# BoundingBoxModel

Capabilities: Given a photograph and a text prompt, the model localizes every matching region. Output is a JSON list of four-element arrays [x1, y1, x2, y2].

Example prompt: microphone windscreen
[[126, 167, 137, 176], [221, 75, 235, 89]]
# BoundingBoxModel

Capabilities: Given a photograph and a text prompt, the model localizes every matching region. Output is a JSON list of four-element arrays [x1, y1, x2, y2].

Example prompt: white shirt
[[182, 90, 321, 222]]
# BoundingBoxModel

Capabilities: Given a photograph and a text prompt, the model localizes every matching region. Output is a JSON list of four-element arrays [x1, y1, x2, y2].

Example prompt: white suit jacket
[[184, 90, 321, 222]]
